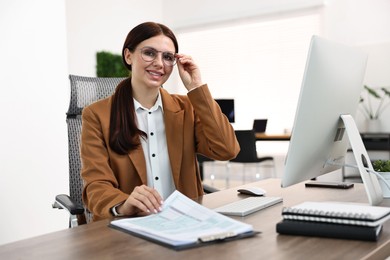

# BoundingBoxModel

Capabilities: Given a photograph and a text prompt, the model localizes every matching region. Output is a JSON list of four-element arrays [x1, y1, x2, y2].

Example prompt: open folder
[[109, 190, 258, 250]]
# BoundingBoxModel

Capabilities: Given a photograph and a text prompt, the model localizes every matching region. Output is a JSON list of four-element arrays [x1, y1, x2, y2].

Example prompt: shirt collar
[[134, 91, 164, 112]]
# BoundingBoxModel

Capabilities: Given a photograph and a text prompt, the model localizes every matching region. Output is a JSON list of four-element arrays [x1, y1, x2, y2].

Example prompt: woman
[[81, 22, 239, 220]]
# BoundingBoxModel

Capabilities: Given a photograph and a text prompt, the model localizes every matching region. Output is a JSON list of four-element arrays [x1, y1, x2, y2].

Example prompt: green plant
[[360, 85, 390, 119], [96, 51, 130, 77], [372, 160, 390, 172]]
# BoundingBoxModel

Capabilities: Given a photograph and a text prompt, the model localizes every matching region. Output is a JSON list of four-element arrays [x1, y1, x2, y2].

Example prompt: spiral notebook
[[282, 201, 390, 227]]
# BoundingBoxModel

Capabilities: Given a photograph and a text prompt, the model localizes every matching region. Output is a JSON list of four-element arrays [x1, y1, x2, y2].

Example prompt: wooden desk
[[1, 179, 390, 259], [255, 132, 291, 141]]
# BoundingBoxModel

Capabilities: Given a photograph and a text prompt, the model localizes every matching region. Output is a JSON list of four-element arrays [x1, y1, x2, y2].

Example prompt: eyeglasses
[[139, 47, 176, 66]]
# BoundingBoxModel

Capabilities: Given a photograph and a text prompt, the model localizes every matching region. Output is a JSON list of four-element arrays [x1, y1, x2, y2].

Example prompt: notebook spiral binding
[[282, 207, 373, 220]]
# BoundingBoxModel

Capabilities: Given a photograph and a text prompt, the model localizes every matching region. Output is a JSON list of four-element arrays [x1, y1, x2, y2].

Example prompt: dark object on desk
[[253, 119, 268, 133], [276, 220, 382, 241], [305, 181, 354, 189]]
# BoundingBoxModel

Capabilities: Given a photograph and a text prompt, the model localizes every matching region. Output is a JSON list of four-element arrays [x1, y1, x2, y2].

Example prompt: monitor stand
[[341, 114, 383, 206]]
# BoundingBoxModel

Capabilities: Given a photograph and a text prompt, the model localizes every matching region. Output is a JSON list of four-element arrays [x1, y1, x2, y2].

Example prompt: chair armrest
[[53, 194, 84, 215], [203, 183, 219, 194]]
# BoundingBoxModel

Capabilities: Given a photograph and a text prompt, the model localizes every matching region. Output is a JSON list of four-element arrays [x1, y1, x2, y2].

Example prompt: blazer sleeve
[[81, 104, 129, 220], [188, 84, 240, 160]]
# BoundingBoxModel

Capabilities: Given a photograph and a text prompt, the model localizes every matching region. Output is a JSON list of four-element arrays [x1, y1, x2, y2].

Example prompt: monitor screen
[[253, 119, 268, 133], [282, 36, 368, 188], [216, 99, 235, 123]]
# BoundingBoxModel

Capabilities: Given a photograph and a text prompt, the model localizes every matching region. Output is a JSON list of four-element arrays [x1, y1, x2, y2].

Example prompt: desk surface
[[1, 179, 390, 260]]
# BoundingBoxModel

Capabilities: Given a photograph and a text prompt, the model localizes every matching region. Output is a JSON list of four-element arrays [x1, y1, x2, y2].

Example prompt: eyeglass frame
[[137, 47, 177, 66]]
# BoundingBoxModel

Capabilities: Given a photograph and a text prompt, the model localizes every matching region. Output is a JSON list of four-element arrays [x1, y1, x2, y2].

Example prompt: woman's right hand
[[117, 185, 164, 216]]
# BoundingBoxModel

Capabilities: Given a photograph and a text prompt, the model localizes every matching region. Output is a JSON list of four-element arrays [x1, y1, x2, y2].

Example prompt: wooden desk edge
[[255, 132, 291, 141]]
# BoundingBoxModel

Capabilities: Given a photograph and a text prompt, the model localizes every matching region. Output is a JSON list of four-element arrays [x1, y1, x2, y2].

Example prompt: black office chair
[[53, 75, 217, 228], [229, 129, 275, 184], [197, 154, 220, 193]]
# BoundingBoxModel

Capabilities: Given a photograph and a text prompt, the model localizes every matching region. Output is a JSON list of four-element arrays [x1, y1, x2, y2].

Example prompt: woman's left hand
[[176, 54, 203, 91]]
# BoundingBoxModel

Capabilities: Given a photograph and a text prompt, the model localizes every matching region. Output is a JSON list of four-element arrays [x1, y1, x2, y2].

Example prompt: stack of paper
[[110, 191, 257, 250]]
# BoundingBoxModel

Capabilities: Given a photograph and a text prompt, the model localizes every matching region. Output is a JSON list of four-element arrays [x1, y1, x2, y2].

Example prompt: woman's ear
[[124, 48, 132, 65]]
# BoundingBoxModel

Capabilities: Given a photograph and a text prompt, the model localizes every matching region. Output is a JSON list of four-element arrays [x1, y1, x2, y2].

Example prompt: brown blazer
[[81, 84, 239, 220]]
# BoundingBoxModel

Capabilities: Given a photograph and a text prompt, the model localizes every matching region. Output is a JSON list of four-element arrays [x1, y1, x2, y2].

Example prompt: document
[[109, 190, 255, 250]]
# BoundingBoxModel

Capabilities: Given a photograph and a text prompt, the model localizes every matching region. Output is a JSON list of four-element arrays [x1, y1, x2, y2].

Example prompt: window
[[166, 10, 321, 133]]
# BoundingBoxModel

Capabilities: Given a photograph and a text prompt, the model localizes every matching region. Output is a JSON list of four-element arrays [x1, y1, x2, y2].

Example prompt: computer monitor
[[216, 99, 235, 123], [253, 119, 268, 133], [281, 36, 383, 205]]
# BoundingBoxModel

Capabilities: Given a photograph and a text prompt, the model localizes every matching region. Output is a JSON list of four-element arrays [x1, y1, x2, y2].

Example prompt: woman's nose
[[152, 53, 164, 66]]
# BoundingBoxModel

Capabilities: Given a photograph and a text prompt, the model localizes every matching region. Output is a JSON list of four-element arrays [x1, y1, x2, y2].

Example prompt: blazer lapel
[[128, 145, 148, 184]]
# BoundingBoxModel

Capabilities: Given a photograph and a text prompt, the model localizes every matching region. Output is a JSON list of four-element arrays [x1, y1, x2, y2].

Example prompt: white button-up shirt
[[134, 93, 175, 199]]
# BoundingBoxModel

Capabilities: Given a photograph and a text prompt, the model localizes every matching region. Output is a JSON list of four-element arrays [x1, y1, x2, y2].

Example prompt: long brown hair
[[109, 22, 179, 155]]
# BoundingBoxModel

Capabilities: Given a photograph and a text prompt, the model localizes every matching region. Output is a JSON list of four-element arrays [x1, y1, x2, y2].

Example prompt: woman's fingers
[[175, 53, 203, 90], [130, 185, 163, 214]]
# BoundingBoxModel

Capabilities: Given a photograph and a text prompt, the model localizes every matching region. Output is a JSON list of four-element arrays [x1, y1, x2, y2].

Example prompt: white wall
[[66, 0, 164, 76], [323, 0, 390, 45], [162, 0, 324, 30], [0, 0, 69, 245], [323, 0, 390, 131], [1, 0, 390, 246], [0, 0, 164, 246]]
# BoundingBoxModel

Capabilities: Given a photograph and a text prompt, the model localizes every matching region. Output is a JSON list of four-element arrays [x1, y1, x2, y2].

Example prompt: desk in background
[[360, 132, 390, 152], [1, 178, 390, 259], [255, 132, 390, 147], [255, 132, 291, 141], [343, 133, 390, 181]]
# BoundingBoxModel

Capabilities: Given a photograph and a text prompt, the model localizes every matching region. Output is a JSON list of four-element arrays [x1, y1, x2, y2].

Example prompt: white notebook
[[282, 201, 390, 227]]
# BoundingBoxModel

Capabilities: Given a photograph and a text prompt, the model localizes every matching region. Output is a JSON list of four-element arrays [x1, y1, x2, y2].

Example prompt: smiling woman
[[80, 21, 240, 221]]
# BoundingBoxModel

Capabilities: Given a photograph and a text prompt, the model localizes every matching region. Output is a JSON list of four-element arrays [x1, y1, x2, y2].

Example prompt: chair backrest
[[230, 130, 259, 163], [67, 75, 126, 223]]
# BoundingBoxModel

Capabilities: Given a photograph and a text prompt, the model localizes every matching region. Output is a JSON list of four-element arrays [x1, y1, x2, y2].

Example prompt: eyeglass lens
[[141, 47, 176, 66]]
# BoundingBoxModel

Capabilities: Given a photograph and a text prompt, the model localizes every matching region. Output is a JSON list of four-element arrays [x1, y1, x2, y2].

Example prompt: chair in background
[[53, 75, 217, 228], [229, 129, 275, 185], [197, 154, 220, 192]]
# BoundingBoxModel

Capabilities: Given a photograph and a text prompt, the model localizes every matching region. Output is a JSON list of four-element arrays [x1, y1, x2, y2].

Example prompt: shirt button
[[152, 153, 156, 157], [148, 112, 152, 114], [155, 176, 159, 180], [150, 132, 154, 136]]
